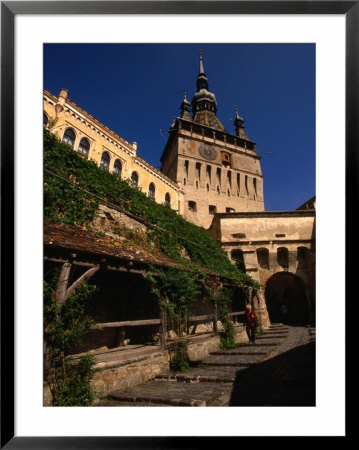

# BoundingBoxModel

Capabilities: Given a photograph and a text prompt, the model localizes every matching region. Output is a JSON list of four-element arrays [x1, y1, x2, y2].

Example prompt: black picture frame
[[1, 1, 353, 447]]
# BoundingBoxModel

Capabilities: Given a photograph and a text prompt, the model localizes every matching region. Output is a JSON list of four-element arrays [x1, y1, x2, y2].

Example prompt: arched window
[[245, 175, 249, 195], [297, 246, 309, 270], [148, 182, 155, 199], [62, 128, 76, 148], [257, 248, 269, 269], [43, 112, 48, 127], [231, 250, 246, 273], [165, 193, 171, 206], [131, 171, 139, 188], [100, 152, 110, 170], [113, 159, 122, 177], [277, 247, 289, 268], [78, 138, 90, 158]]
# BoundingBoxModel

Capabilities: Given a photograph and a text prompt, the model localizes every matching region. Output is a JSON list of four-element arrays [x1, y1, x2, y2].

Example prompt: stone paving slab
[[262, 330, 289, 335], [199, 354, 264, 366], [256, 334, 287, 340], [239, 342, 278, 347], [156, 365, 245, 383], [211, 349, 268, 355], [109, 379, 232, 406]]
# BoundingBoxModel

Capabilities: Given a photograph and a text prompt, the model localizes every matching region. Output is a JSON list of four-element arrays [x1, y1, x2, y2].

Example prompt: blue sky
[[44, 43, 315, 211]]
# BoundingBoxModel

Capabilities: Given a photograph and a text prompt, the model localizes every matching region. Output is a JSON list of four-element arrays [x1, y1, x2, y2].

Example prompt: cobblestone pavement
[[98, 324, 315, 407]]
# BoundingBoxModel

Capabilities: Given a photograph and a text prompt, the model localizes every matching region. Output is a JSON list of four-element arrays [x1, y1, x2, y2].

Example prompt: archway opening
[[265, 272, 309, 325]]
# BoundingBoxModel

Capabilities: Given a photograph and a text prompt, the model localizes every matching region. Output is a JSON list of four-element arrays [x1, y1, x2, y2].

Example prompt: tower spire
[[191, 51, 224, 130]]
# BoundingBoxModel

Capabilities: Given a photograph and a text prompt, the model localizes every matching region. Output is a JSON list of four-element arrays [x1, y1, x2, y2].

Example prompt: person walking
[[245, 304, 258, 344]]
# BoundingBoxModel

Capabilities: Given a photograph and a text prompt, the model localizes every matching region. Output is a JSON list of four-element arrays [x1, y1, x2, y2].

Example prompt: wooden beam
[[187, 314, 213, 323], [89, 319, 161, 329], [66, 266, 100, 298], [228, 311, 245, 317], [44, 256, 147, 277]]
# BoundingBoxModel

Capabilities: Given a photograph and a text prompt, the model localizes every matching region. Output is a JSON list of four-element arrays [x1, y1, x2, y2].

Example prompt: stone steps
[[105, 324, 317, 407]]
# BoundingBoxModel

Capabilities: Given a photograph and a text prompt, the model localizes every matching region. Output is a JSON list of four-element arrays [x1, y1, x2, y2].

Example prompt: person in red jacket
[[245, 304, 258, 344]]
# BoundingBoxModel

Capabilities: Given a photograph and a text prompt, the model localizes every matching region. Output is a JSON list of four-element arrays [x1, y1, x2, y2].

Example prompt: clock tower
[[160, 52, 264, 228]]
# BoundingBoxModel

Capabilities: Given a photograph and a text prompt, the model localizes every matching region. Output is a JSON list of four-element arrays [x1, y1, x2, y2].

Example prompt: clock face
[[198, 145, 217, 161]]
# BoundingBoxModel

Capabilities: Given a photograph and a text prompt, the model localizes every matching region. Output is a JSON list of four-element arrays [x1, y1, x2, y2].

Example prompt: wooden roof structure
[[43, 220, 222, 279]]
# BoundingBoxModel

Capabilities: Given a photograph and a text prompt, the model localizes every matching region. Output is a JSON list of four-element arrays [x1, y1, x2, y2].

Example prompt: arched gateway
[[265, 272, 310, 325]]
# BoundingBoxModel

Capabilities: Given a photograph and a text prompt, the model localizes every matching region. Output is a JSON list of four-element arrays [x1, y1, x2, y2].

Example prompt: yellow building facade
[[43, 88, 182, 211]]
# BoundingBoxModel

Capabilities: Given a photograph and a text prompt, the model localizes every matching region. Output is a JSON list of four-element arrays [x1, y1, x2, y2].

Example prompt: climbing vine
[[146, 266, 202, 371], [44, 269, 98, 406]]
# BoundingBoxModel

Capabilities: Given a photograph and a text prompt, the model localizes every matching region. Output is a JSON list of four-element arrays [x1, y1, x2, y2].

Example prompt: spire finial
[[199, 50, 205, 74]]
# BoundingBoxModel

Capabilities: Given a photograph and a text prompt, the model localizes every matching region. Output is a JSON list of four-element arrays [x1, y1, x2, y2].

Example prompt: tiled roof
[[44, 220, 179, 269]]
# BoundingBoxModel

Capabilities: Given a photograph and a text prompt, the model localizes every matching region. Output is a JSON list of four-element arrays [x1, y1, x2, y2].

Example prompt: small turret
[[180, 91, 192, 120], [234, 106, 249, 140]]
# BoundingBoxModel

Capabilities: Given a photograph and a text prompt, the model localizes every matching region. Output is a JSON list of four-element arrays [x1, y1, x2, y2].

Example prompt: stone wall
[[44, 326, 249, 405]]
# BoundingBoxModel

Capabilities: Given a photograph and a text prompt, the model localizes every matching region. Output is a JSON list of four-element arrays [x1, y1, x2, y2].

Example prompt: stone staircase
[[103, 323, 307, 407]]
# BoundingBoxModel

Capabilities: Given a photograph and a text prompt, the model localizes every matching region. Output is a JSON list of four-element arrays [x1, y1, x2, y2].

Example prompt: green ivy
[[169, 340, 191, 372], [214, 287, 237, 350], [44, 129, 260, 290]]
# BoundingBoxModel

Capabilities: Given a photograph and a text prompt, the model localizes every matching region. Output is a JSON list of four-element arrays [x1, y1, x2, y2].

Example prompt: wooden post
[[213, 301, 218, 334], [54, 262, 72, 303], [191, 324, 198, 335], [159, 307, 167, 348], [212, 276, 223, 335], [117, 328, 126, 346]]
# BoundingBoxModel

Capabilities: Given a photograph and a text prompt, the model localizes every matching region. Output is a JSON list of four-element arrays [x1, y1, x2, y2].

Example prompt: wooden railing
[[89, 310, 246, 347]]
